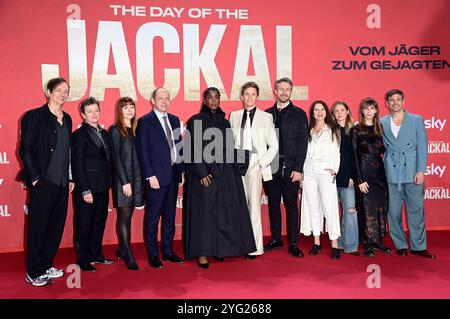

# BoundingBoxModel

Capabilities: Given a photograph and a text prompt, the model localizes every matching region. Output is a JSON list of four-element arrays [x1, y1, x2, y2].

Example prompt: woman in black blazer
[[72, 97, 113, 272], [109, 97, 143, 270]]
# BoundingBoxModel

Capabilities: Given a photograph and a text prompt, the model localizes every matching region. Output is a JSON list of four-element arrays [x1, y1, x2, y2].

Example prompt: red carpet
[[1, 231, 449, 299]]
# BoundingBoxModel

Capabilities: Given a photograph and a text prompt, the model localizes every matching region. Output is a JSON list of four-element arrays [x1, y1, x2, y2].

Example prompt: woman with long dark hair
[[109, 97, 143, 270], [350, 97, 391, 257], [183, 87, 256, 268], [300, 100, 341, 259]]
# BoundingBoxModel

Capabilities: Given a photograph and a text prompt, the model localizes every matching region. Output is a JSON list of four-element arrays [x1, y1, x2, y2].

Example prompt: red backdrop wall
[[1, 0, 449, 252]]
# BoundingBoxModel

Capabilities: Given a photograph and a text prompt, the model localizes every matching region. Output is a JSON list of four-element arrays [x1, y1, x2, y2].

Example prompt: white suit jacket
[[229, 107, 278, 181]]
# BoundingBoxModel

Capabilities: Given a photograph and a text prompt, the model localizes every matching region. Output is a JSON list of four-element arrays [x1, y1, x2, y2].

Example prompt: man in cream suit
[[229, 82, 278, 258]]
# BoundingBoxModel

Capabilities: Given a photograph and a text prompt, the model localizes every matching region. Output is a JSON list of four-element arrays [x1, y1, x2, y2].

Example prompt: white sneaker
[[46, 267, 64, 279], [25, 273, 52, 287]]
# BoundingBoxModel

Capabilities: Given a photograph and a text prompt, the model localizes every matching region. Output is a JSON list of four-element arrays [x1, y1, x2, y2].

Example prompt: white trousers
[[242, 154, 264, 255], [302, 165, 340, 240]]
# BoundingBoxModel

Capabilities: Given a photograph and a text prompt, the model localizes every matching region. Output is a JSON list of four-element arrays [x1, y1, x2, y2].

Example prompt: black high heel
[[116, 249, 139, 270], [115, 249, 122, 262], [197, 257, 209, 269]]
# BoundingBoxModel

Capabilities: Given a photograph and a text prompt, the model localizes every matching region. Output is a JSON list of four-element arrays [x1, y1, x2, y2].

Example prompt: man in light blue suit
[[380, 89, 435, 258]]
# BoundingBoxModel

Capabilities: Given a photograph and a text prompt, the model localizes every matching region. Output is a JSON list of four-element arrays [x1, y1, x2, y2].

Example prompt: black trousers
[[27, 178, 68, 278], [73, 190, 109, 265], [144, 178, 178, 259], [263, 173, 300, 245]]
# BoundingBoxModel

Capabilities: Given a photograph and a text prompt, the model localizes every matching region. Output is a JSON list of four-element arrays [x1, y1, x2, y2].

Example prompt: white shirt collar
[[276, 100, 290, 109], [153, 108, 167, 120]]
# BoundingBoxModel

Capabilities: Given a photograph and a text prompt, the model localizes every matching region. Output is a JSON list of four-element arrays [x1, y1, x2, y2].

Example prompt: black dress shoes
[[162, 253, 185, 263], [309, 244, 321, 256], [245, 254, 257, 260], [264, 239, 283, 251], [372, 243, 392, 254], [149, 256, 163, 268], [396, 248, 408, 256], [78, 263, 96, 272], [410, 250, 436, 259], [91, 255, 114, 265], [331, 248, 341, 259], [288, 245, 304, 257]]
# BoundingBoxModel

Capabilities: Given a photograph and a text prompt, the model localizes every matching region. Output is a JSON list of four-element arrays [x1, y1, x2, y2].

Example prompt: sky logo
[[424, 117, 446, 132]]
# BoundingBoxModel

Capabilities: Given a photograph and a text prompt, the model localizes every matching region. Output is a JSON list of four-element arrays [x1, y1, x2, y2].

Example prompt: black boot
[[309, 244, 321, 256], [363, 244, 375, 258], [372, 242, 392, 254]]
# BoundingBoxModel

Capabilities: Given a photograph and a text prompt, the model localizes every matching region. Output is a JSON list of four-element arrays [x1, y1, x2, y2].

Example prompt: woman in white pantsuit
[[300, 100, 341, 259]]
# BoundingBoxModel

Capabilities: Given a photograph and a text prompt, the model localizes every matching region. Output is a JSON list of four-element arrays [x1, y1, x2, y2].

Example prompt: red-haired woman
[[109, 97, 143, 270]]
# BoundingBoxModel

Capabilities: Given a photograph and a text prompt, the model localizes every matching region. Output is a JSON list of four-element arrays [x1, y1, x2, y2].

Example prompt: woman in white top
[[300, 100, 341, 259]]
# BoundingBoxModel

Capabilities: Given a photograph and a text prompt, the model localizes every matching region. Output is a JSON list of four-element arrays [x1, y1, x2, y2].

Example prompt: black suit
[[264, 102, 308, 245], [18, 104, 72, 279], [71, 122, 111, 266]]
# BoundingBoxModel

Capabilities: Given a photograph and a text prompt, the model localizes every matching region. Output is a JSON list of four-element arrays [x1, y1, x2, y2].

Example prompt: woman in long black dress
[[109, 97, 143, 270], [350, 97, 391, 257], [183, 87, 256, 268]]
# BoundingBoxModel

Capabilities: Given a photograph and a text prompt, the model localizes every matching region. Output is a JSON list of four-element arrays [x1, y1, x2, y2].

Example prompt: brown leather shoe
[[396, 249, 408, 256], [410, 250, 436, 259]]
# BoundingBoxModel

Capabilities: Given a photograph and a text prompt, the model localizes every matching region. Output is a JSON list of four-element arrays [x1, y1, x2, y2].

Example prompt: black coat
[[183, 106, 256, 259], [265, 102, 308, 176], [109, 125, 144, 208], [71, 122, 111, 194], [336, 127, 357, 187], [18, 104, 72, 188]]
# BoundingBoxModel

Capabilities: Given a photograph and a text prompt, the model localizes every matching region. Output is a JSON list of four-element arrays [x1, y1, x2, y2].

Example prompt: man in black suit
[[263, 78, 308, 257], [19, 77, 74, 286], [136, 87, 185, 268], [72, 97, 114, 272]]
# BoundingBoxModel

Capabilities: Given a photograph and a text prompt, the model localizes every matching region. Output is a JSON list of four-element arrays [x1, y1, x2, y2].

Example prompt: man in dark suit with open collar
[[263, 78, 308, 257], [136, 87, 185, 268]]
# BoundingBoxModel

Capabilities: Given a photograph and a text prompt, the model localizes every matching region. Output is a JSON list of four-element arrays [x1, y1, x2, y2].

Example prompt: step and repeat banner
[[0, 0, 449, 252]]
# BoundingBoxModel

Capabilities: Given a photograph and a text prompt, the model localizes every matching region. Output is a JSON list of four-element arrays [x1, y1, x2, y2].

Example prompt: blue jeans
[[337, 187, 359, 253]]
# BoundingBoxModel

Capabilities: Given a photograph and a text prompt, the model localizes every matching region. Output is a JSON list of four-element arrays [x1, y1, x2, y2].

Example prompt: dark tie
[[240, 111, 247, 149], [162, 116, 175, 165], [240, 111, 252, 150]]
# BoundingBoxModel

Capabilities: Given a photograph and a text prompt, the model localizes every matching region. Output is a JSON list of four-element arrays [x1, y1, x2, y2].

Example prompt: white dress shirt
[[153, 109, 177, 164]]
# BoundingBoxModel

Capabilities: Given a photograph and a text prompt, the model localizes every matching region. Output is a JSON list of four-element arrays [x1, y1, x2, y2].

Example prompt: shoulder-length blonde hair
[[331, 101, 354, 135], [115, 97, 137, 137], [358, 97, 383, 136]]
